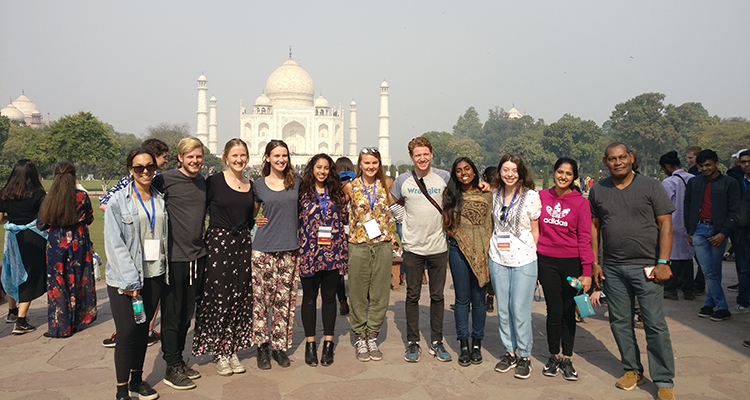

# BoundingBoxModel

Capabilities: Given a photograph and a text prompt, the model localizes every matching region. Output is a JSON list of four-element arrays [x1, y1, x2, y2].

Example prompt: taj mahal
[[195, 53, 392, 167]]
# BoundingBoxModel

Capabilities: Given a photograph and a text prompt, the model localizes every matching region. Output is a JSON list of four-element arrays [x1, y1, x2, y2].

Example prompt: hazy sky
[[2, 0, 748, 164]]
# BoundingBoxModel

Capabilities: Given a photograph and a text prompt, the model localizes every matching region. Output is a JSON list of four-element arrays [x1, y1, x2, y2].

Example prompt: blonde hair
[[177, 137, 205, 157], [222, 138, 249, 167]]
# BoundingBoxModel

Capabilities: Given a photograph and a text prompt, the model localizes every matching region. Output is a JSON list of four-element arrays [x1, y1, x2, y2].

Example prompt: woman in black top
[[0, 159, 47, 334], [192, 138, 255, 376]]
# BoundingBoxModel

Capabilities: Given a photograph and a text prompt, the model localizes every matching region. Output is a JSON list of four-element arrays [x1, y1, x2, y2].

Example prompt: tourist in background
[[334, 156, 355, 315], [251, 140, 301, 370], [192, 139, 255, 376], [442, 157, 492, 367], [344, 147, 395, 362], [482, 166, 497, 313], [0, 159, 47, 335], [40, 163, 97, 338], [489, 154, 541, 379], [537, 158, 593, 380], [299, 153, 348, 366], [104, 147, 165, 400]]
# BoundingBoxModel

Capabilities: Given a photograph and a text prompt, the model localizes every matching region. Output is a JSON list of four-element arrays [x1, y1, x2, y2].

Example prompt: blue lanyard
[[361, 177, 377, 210], [315, 187, 328, 217], [501, 187, 518, 220], [744, 178, 748, 191], [132, 182, 155, 233]]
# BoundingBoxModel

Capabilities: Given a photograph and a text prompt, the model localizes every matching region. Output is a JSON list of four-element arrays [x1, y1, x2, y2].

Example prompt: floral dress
[[298, 191, 348, 278], [46, 190, 97, 337]]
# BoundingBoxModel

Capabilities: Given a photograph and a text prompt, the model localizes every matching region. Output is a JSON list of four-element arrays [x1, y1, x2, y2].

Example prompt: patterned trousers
[[251, 249, 299, 351]]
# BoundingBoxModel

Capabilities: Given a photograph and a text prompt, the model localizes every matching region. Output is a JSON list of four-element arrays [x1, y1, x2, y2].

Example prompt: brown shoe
[[616, 371, 645, 390], [657, 387, 675, 400], [339, 300, 350, 316]]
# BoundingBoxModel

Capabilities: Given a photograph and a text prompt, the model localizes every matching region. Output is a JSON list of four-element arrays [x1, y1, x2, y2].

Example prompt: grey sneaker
[[229, 353, 246, 373], [367, 332, 383, 361], [354, 335, 370, 362], [6, 308, 18, 324], [11, 320, 35, 335], [404, 341, 421, 363], [494, 353, 518, 373], [559, 357, 579, 381], [729, 304, 750, 314], [514, 357, 532, 379], [542, 355, 560, 377], [216, 357, 233, 376], [428, 341, 452, 362], [180, 363, 201, 380]]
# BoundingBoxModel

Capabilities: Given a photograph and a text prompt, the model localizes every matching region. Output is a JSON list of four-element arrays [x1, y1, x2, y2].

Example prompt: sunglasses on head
[[361, 147, 379, 154], [131, 164, 157, 174], [500, 205, 508, 221]]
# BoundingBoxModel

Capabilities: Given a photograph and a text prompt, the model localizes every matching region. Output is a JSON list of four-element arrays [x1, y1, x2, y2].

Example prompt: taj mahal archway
[[282, 121, 306, 154]]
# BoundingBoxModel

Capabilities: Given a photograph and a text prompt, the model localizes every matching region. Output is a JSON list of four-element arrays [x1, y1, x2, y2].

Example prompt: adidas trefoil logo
[[544, 203, 570, 226]]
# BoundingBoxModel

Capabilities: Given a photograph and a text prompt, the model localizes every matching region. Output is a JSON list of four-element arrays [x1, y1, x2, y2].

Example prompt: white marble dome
[[314, 95, 329, 108], [254, 93, 272, 106], [1, 103, 25, 122], [11, 94, 39, 117], [265, 59, 314, 108]]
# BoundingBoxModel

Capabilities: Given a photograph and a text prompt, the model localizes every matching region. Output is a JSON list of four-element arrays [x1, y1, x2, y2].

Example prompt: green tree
[[691, 118, 750, 166], [0, 115, 10, 151], [500, 128, 555, 175], [453, 106, 483, 138], [421, 131, 452, 168], [542, 114, 604, 175], [46, 111, 119, 165], [145, 122, 190, 170], [445, 136, 482, 165]]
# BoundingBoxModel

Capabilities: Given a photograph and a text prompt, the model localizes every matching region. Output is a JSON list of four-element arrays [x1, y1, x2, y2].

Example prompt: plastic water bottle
[[132, 294, 147, 324], [567, 276, 582, 290]]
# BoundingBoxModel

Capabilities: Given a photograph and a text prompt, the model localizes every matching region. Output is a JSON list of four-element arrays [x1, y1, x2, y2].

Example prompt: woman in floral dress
[[40, 163, 97, 338]]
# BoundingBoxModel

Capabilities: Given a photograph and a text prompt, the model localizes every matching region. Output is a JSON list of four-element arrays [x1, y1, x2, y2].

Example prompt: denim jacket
[[104, 185, 168, 291]]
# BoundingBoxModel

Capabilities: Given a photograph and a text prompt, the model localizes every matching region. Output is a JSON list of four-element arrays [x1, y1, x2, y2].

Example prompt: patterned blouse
[[348, 177, 395, 244], [449, 191, 493, 288], [298, 190, 348, 278]]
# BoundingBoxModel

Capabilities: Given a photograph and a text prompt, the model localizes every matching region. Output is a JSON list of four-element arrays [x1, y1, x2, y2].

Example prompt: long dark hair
[[261, 140, 296, 189], [553, 157, 581, 193], [442, 157, 479, 234], [300, 153, 345, 214], [0, 159, 44, 201], [40, 163, 79, 226], [491, 153, 535, 192]]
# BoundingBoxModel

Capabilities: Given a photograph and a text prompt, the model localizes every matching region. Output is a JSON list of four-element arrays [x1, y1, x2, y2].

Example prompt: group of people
[[5, 133, 748, 400], [1, 160, 97, 338]]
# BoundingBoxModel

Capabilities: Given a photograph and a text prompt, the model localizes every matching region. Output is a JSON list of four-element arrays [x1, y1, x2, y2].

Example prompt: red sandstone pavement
[[1, 261, 749, 400]]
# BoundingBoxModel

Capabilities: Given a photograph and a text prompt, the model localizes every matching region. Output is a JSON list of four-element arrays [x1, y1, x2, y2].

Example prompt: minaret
[[208, 96, 218, 154], [349, 100, 358, 156], [196, 74, 208, 147], [378, 80, 391, 166]]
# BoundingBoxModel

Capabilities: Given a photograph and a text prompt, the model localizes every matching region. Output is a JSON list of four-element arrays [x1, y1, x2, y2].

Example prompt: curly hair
[[442, 157, 480, 234], [491, 153, 535, 192]]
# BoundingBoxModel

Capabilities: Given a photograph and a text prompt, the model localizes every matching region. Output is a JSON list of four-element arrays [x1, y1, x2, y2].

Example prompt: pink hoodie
[[537, 188, 594, 277]]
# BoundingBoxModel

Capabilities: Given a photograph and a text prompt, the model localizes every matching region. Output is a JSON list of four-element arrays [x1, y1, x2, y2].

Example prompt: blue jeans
[[489, 258, 537, 358], [448, 238, 486, 340], [603, 263, 675, 388], [692, 222, 729, 310]]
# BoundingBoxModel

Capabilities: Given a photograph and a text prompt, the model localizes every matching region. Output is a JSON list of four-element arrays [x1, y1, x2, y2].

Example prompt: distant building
[[1, 92, 49, 128], [508, 105, 523, 120]]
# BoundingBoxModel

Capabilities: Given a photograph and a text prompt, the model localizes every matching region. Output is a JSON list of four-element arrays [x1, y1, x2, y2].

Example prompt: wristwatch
[[657, 259, 671, 266]]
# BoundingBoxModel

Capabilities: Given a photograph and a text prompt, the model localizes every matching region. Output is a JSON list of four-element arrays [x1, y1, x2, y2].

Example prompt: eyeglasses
[[740, 160, 750, 165], [131, 164, 157, 174], [361, 147, 379, 154]]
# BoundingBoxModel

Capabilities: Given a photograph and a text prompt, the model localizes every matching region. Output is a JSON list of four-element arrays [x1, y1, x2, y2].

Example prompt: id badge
[[318, 226, 332, 245], [495, 234, 511, 251], [364, 219, 382, 239], [143, 239, 160, 261]]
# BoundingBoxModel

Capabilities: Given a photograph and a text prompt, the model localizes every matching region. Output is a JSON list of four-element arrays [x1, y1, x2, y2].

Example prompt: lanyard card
[[143, 239, 161, 261], [364, 218, 382, 239], [495, 234, 511, 251], [318, 226, 332, 245]]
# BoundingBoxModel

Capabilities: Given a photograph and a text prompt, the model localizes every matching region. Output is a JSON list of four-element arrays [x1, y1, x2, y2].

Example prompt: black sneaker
[[663, 291, 678, 301], [129, 381, 159, 400], [683, 292, 695, 301], [147, 330, 160, 347], [180, 362, 201, 379], [728, 284, 739, 292], [698, 306, 714, 318], [514, 357, 532, 379], [6, 308, 18, 323], [162, 365, 196, 390], [542, 355, 560, 377], [559, 357, 578, 381], [257, 343, 272, 370], [494, 353, 518, 373], [743, 340, 750, 349], [12, 320, 36, 335], [102, 332, 117, 348], [272, 349, 291, 367], [710, 309, 731, 321]]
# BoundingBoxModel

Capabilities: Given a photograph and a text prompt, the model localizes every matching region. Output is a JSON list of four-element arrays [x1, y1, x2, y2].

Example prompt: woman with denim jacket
[[104, 147, 168, 400]]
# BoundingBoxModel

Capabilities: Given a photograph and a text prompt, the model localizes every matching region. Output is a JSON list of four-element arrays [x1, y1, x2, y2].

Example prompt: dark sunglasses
[[131, 164, 157, 174], [361, 147, 379, 154], [500, 206, 508, 221]]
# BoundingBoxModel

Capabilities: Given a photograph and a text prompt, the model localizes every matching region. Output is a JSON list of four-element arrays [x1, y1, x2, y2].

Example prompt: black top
[[0, 189, 45, 224], [206, 173, 255, 232], [152, 169, 207, 262], [684, 173, 741, 237]]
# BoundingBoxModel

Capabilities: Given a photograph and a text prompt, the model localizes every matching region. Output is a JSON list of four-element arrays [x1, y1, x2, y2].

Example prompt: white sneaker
[[216, 357, 233, 376], [730, 304, 750, 314], [229, 353, 246, 373]]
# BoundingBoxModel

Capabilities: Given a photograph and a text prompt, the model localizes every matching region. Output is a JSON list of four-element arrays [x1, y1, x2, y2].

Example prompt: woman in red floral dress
[[40, 163, 97, 338]]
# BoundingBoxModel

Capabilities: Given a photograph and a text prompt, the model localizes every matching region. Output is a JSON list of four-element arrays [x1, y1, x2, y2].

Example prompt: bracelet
[[657, 259, 671, 266], [592, 262, 600, 266]]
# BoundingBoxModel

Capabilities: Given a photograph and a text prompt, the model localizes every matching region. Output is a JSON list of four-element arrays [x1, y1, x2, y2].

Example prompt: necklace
[[226, 172, 243, 189]]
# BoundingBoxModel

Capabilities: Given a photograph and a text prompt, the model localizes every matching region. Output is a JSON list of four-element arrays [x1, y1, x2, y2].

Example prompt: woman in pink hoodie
[[537, 158, 593, 381]]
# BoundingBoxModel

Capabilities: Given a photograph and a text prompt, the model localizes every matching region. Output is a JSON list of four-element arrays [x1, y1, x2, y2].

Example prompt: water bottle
[[132, 294, 147, 324], [567, 276, 582, 291]]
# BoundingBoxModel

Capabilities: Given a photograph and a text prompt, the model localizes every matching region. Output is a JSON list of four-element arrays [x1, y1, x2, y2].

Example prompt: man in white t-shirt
[[390, 137, 452, 363]]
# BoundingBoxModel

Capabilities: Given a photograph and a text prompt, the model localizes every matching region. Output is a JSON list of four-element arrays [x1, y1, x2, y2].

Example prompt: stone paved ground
[[1, 261, 749, 400]]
